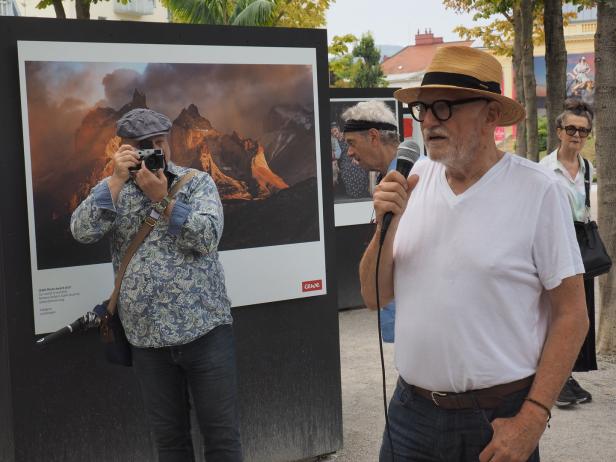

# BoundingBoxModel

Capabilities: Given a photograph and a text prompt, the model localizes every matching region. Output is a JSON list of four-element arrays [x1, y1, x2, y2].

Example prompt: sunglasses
[[408, 97, 490, 122], [561, 125, 591, 138]]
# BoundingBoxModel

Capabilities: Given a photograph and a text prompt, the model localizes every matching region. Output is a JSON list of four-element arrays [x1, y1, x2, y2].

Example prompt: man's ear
[[368, 127, 380, 145], [485, 101, 502, 128]]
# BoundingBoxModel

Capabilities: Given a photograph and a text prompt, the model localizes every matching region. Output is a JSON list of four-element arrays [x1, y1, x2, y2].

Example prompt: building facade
[[2, 0, 169, 22]]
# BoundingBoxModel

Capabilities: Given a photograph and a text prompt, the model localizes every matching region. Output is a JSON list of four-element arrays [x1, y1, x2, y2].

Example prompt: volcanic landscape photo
[[24, 61, 320, 270]]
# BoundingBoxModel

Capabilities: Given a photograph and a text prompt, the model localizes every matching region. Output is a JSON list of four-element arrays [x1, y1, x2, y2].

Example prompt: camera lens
[[145, 156, 156, 170]]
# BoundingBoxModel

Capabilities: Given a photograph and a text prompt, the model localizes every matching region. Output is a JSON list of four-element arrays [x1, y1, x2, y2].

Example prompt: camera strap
[[105, 170, 198, 316]]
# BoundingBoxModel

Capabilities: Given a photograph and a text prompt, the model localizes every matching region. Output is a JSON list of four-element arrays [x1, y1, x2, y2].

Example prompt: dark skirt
[[573, 277, 598, 372]]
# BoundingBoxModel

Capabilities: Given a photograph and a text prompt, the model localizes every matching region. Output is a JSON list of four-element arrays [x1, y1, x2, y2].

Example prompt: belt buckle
[[431, 391, 447, 407]]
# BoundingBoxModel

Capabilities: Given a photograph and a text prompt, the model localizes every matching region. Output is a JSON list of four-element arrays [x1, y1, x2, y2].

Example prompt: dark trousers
[[573, 277, 597, 372], [379, 379, 540, 462], [132, 324, 242, 462]]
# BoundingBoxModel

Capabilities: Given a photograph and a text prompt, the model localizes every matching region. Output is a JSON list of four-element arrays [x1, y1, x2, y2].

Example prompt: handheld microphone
[[36, 311, 100, 346], [380, 140, 421, 242]]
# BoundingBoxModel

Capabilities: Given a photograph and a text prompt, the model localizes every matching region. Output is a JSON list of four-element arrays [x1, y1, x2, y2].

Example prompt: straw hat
[[394, 46, 525, 126]]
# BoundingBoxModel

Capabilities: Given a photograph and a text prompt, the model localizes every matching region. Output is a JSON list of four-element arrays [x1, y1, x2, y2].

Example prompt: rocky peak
[[174, 103, 212, 130], [117, 89, 148, 115]]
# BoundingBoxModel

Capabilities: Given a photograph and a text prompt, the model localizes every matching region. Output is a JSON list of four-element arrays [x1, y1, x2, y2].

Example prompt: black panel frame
[[0, 16, 341, 462], [329, 87, 402, 309]]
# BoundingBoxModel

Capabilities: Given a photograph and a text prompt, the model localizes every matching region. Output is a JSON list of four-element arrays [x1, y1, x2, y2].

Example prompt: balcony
[[114, 0, 155, 16]]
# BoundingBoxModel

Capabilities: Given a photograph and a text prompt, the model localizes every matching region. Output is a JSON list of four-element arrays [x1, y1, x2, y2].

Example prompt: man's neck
[[381, 145, 397, 175], [445, 146, 504, 195]]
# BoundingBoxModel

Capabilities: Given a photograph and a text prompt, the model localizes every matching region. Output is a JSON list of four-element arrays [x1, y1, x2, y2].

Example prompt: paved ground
[[316, 307, 616, 462]]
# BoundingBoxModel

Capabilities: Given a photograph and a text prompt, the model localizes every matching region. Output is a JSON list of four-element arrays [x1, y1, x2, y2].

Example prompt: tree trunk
[[513, 4, 527, 157], [75, 0, 91, 19], [53, 0, 66, 18], [543, 0, 567, 154], [521, 0, 539, 161], [596, 0, 616, 355]]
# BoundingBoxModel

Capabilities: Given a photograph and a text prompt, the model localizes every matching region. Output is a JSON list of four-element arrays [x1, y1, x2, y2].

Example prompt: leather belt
[[401, 375, 534, 410]]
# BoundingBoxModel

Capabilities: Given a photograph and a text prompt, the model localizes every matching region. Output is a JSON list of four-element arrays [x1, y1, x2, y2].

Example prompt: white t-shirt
[[393, 153, 584, 392], [539, 150, 593, 222]]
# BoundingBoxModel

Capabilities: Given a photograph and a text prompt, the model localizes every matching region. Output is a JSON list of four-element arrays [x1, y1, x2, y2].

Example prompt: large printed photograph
[[18, 40, 327, 334], [329, 89, 401, 227], [26, 60, 319, 270]]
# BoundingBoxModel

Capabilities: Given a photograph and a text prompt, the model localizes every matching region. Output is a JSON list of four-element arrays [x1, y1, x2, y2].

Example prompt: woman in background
[[540, 98, 597, 407]]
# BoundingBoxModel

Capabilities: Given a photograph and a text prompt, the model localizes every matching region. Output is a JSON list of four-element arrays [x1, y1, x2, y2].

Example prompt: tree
[[595, 0, 616, 355], [443, 1, 540, 157], [162, 0, 331, 27], [36, 0, 104, 19], [521, 0, 539, 161], [513, 4, 527, 156], [35, 0, 332, 25], [328, 34, 359, 87], [351, 33, 387, 88], [543, 0, 567, 154], [162, 0, 276, 25], [269, 0, 332, 28]]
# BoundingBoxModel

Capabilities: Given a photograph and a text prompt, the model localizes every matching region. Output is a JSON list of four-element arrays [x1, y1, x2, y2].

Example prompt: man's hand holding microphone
[[374, 171, 419, 242], [376, 140, 421, 244]]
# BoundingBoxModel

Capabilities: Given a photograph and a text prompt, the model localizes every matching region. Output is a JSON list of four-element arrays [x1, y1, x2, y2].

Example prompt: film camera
[[129, 139, 165, 171]]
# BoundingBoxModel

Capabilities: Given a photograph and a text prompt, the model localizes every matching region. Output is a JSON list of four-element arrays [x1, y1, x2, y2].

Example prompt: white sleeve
[[532, 181, 585, 290]]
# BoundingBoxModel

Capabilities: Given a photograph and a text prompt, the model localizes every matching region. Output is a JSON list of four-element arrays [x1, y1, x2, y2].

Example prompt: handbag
[[574, 158, 612, 279], [95, 171, 197, 366]]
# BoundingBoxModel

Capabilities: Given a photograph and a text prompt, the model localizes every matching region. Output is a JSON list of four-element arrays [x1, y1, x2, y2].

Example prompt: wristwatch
[[152, 195, 172, 215]]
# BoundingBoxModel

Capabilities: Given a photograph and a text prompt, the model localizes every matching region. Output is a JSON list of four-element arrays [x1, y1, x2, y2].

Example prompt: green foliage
[[442, 0, 576, 56], [328, 33, 387, 88], [537, 115, 548, 156], [328, 34, 357, 56], [233, 0, 277, 25], [351, 33, 387, 88], [328, 34, 359, 87], [329, 55, 360, 87], [271, 0, 332, 28], [162, 0, 331, 26]]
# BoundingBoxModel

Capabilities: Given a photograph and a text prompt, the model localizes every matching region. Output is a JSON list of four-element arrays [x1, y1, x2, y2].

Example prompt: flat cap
[[116, 108, 172, 140]]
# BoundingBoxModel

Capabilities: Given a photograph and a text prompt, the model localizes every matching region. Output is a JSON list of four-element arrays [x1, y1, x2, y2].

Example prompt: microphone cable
[[376, 225, 394, 462]]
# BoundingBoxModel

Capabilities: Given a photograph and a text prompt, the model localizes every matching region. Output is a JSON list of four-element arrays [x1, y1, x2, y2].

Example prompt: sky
[[326, 0, 485, 47]]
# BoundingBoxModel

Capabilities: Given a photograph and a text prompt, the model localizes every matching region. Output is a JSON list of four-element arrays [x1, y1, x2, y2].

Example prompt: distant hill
[[378, 44, 404, 61]]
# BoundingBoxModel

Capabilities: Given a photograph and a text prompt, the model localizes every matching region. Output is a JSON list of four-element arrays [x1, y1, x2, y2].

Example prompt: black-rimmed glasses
[[561, 125, 591, 138], [408, 97, 490, 122]]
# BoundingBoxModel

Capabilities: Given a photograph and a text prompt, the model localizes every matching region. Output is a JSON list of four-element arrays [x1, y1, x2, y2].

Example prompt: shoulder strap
[[105, 170, 198, 314], [583, 158, 590, 209]]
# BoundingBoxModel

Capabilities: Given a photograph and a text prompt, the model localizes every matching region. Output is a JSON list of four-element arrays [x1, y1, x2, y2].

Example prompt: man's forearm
[[359, 222, 396, 310], [523, 309, 589, 416], [107, 176, 125, 205], [522, 276, 589, 421]]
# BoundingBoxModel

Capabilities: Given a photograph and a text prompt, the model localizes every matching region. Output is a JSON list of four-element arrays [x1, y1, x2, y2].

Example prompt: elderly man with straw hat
[[359, 46, 588, 462]]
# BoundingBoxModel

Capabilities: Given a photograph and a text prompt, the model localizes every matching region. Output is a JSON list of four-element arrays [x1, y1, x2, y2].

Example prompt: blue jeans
[[380, 301, 396, 343], [132, 324, 242, 462], [379, 378, 540, 462]]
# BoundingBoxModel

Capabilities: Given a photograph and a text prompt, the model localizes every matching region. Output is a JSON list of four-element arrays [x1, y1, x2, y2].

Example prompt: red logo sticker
[[302, 279, 322, 292]]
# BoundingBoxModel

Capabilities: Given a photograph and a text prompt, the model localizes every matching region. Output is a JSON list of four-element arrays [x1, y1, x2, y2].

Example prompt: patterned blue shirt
[[70, 162, 232, 348]]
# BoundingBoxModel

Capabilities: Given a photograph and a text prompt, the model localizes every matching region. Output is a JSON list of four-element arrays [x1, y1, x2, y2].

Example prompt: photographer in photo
[[71, 108, 242, 462]]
